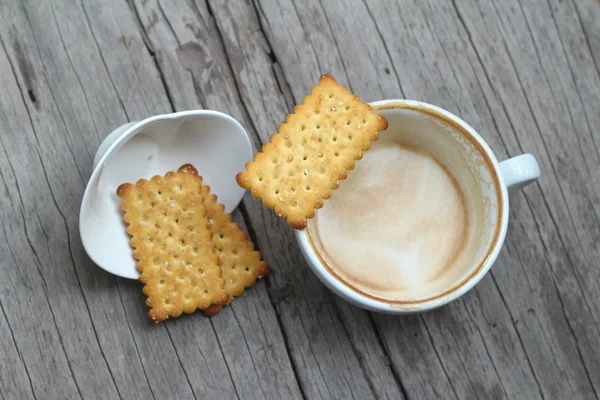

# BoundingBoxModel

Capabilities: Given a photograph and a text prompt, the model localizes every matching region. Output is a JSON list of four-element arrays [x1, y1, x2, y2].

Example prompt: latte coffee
[[297, 100, 527, 312], [306, 141, 470, 301]]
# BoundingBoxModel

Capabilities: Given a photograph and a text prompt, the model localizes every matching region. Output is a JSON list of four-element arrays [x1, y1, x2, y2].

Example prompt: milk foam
[[309, 142, 467, 300]]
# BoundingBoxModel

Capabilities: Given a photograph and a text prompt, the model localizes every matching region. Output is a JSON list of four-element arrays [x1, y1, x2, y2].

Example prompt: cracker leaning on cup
[[236, 74, 388, 229]]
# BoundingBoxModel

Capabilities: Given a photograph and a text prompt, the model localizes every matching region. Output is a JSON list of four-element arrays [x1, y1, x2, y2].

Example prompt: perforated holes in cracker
[[236, 74, 388, 229], [199, 182, 269, 316], [117, 164, 229, 322]]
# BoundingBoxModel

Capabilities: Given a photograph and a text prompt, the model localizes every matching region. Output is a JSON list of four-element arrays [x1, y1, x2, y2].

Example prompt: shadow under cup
[[305, 101, 505, 308]]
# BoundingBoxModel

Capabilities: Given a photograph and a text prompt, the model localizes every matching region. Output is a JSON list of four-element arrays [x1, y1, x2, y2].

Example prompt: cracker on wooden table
[[236, 74, 388, 229], [199, 182, 269, 316], [117, 164, 229, 322]]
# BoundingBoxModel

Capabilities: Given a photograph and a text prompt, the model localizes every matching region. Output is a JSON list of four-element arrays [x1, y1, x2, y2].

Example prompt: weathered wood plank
[[0, 291, 35, 400], [512, 0, 600, 391], [0, 2, 122, 398], [0, 90, 41, 398], [254, 0, 402, 102], [573, 0, 600, 75]]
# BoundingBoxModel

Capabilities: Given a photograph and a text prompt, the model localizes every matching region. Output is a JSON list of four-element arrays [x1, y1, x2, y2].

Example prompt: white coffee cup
[[295, 100, 540, 313]]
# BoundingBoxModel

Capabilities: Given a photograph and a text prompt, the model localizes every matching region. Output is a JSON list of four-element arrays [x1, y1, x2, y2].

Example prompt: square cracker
[[117, 164, 229, 322], [236, 74, 388, 229], [199, 181, 269, 316]]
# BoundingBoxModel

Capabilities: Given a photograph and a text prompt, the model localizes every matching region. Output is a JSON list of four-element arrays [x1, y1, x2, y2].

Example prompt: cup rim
[[295, 99, 509, 313]]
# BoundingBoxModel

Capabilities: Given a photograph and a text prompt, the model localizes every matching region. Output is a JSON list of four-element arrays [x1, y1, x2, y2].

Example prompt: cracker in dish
[[117, 164, 229, 322]]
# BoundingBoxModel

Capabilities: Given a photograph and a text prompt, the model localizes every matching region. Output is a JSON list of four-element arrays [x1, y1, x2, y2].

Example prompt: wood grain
[[0, 0, 598, 399]]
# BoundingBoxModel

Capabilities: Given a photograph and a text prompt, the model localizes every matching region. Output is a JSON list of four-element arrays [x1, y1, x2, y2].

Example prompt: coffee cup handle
[[498, 153, 540, 192]]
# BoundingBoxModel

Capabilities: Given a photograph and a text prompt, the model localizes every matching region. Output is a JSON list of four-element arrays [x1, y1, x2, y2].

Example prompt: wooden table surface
[[1, 0, 599, 398]]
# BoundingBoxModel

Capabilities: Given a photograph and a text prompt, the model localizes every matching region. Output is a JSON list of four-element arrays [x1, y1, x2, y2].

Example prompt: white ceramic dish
[[80, 110, 253, 279]]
